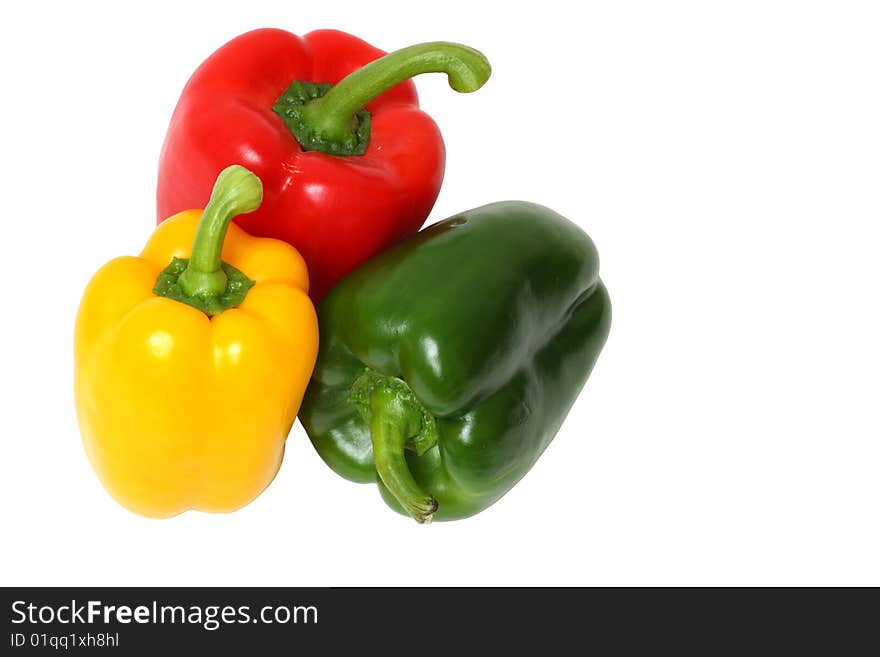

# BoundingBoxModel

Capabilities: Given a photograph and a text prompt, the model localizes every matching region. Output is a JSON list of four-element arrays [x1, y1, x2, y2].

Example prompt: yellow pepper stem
[[178, 165, 263, 299]]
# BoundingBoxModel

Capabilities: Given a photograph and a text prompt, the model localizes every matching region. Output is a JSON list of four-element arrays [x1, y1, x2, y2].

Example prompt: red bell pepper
[[157, 28, 490, 301]]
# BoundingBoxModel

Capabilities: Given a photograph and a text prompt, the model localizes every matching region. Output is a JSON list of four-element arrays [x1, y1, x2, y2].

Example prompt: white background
[[1, 1, 878, 586]]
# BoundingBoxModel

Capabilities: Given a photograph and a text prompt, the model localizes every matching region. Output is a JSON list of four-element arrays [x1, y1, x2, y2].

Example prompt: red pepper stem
[[300, 41, 491, 147], [369, 384, 439, 524], [178, 165, 262, 300]]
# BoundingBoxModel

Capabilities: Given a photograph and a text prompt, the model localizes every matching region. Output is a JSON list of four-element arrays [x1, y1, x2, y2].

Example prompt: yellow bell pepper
[[74, 165, 318, 518]]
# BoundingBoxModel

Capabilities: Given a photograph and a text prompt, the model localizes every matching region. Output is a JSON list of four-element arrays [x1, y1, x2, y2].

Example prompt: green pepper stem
[[299, 41, 491, 148], [178, 165, 262, 300], [369, 384, 438, 524]]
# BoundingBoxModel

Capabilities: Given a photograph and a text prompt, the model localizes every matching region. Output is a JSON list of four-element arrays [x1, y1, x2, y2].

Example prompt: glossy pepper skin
[[75, 166, 318, 518], [299, 202, 611, 522], [157, 28, 491, 302]]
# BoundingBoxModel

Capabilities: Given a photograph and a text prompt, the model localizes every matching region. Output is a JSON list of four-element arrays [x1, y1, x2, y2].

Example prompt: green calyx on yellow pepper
[[153, 165, 262, 315]]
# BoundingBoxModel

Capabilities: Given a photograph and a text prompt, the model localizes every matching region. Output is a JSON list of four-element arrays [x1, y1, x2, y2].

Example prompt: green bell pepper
[[298, 201, 611, 522]]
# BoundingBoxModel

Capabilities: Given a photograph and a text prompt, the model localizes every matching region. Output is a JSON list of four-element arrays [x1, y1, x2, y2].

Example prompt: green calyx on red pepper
[[273, 42, 491, 156]]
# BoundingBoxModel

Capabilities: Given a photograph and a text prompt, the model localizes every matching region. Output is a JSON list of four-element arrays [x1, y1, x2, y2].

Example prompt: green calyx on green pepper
[[349, 369, 440, 522], [299, 201, 611, 523]]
